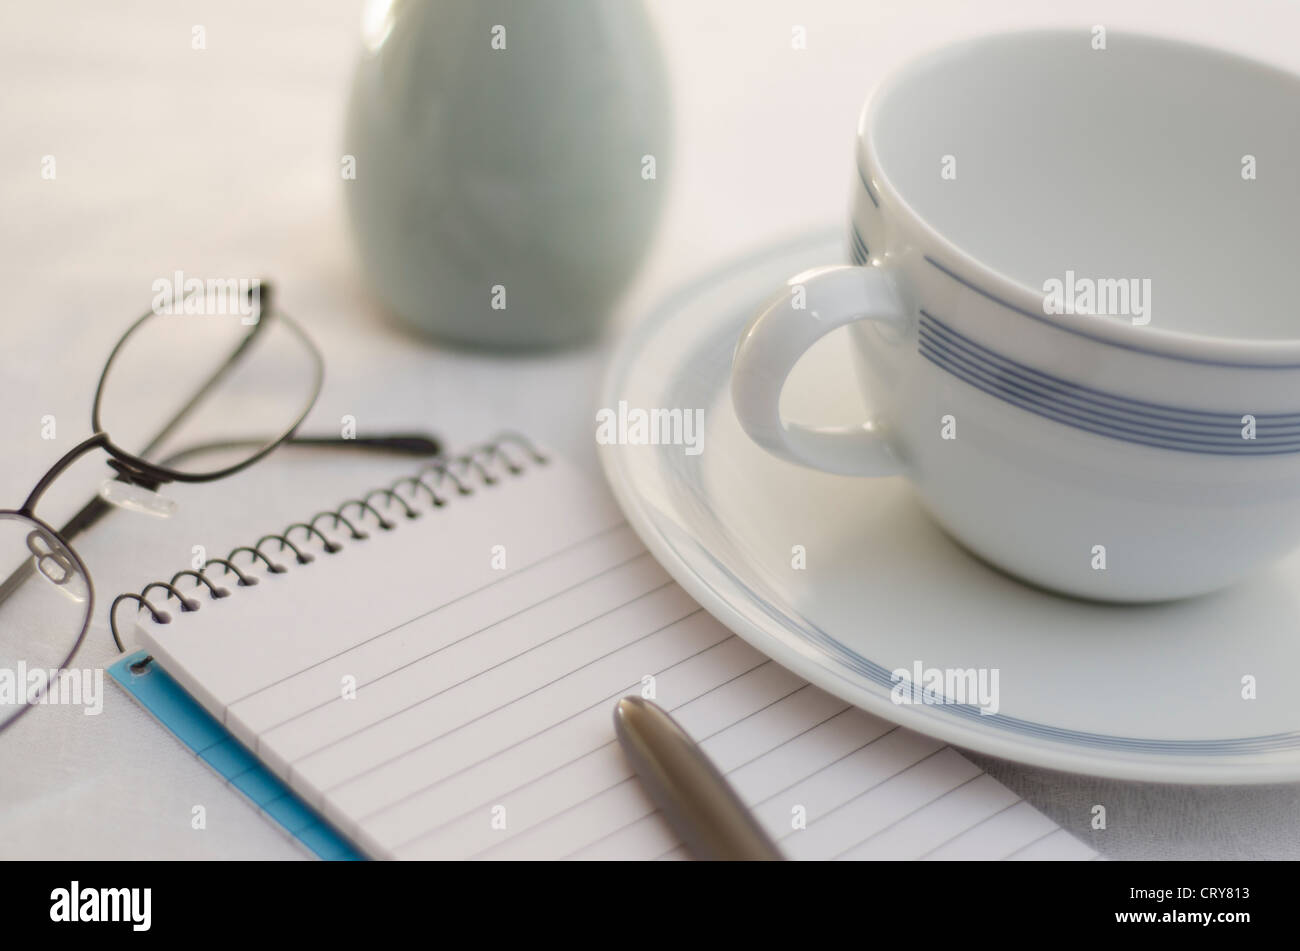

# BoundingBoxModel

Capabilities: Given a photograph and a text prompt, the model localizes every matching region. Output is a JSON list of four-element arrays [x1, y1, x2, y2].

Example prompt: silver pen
[[613, 695, 785, 861]]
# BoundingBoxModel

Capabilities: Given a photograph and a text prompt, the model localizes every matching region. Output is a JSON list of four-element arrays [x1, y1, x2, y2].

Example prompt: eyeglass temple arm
[[57, 431, 442, 543], [0, 431, 441, 610], [282, 434, 441, 455]]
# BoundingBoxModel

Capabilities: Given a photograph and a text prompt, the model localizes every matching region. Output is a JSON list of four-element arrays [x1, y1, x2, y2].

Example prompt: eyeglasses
[[0, 283, 438, 735]]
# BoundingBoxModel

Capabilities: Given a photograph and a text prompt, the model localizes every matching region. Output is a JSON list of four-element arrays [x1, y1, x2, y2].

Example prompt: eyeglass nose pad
[[24, 529, 88, 602], [99, 478, 177, 518]]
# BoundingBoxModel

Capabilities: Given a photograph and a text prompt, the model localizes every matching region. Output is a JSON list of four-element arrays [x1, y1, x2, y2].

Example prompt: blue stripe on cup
[[918, 310, 1300, 455], [849, 224, 869, 265], [856, 163, 879, 208]]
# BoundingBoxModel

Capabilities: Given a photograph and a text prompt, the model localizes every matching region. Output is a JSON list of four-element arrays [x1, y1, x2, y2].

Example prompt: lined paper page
[[137, 453, 1094, 861]]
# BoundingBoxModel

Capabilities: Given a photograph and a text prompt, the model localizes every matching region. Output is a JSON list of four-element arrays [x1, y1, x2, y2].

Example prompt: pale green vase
[[344, 0, 673, 349]]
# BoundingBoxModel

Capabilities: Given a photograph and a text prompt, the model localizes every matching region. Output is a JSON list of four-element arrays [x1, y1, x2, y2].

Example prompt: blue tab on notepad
[[109, 651, 364, 861]]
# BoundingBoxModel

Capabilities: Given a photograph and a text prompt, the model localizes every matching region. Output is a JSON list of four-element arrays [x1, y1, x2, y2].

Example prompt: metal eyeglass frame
[[0, 282, 437, 734]]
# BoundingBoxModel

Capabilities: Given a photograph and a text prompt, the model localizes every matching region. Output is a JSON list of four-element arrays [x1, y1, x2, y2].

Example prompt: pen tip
[[613, 695, 648, 736]]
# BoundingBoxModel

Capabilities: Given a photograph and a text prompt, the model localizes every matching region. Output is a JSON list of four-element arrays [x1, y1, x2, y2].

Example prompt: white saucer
[[599, 230, 1300, 784]]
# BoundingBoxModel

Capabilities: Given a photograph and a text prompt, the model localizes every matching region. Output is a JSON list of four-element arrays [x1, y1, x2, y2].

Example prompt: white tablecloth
[[1, 0, 1295, 859]]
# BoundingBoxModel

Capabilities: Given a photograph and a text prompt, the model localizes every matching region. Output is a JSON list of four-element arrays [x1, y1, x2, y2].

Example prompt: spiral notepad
[[121, 436, 1094, 860]]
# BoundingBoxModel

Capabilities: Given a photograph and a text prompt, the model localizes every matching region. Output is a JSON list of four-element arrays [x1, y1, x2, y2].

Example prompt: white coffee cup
[[731, 29, 1300, 602]]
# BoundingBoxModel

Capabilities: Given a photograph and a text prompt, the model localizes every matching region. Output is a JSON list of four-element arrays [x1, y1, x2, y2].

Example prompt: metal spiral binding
[[109, 434, 547, 653]]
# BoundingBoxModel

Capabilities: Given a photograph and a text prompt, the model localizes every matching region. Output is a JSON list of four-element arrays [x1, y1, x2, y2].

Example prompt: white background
[[1, 0, 1297, 859]]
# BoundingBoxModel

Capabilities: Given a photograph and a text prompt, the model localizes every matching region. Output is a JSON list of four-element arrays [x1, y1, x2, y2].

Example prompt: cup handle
[[731, 264, 908, 477]]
